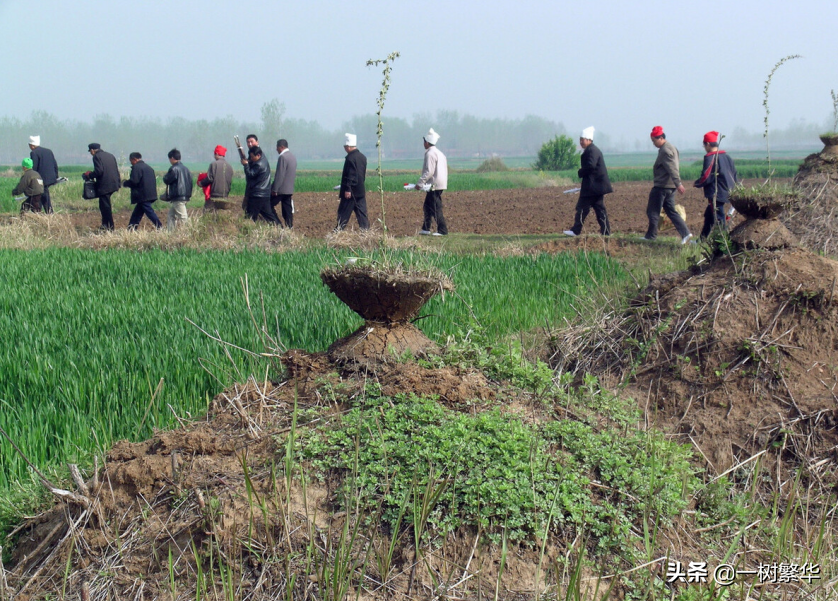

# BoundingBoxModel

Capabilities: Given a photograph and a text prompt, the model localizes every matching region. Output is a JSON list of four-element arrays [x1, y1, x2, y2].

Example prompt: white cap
[[424, 128, 440, 145], [581, 126, 595, 141], [29, 135, 40, 146], [344, 133, 357, 147]]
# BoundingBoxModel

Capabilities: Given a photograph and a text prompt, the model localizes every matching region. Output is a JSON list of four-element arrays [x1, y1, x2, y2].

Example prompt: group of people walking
[[10, 127, 451, 236], [564, 126, 739, 243], [11, 125, 735, 241]]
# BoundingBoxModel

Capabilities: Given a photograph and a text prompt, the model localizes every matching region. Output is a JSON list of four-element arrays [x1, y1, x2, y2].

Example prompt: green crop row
[[0, 247, 627, 493]]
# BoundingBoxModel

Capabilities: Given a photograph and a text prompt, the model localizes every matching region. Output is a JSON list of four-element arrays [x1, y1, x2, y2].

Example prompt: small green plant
[[365, 51, 400, 233], [762, 54, 802, 179], [533, 134, 580, 171]]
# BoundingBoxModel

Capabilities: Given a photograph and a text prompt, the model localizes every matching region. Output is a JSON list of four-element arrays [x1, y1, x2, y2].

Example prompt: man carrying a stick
[[242, 146, 279, 224], [694, 131, 738, 240]]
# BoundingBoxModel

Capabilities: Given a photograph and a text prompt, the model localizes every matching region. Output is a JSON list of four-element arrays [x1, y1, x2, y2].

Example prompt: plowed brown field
[[60, 179, 777, 237]]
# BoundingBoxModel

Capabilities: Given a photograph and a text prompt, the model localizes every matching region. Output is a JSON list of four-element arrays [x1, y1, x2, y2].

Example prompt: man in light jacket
[[414, 128, 448, 236], [162, 148, 193, 230], [198, 145, 234, 212], [564, 126, 612, 237], [271, 139, 297, 228], [645, 126, 692, 243]]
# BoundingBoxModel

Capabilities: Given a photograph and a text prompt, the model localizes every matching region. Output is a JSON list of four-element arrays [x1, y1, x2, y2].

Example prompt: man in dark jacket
[[271, 139, 297, 227], [84, 143, 121, 231], [197, 145, 234, 212], [564, 126, 612, 236], [28, 136, 59, 214], [123, 152, 162, 230], [241, 146, 279, 223], [694, 131, 738, 239], [336, 133, 368, 231], [162, 148, 193, 230]]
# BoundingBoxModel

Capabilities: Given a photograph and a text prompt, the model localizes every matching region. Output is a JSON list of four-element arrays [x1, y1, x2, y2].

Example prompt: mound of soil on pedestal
[[321, 265, 453, 323]]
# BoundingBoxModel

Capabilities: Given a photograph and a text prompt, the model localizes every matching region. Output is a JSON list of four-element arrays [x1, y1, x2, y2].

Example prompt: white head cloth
[[425, 128, 440, 145], [581, 126, 595, 141], [29, 135, 40, 146], [344, 133, 357, 147]]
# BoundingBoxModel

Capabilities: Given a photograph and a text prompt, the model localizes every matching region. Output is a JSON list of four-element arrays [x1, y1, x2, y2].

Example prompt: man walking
[[197, 145, 234, 211], [414, 128, 448, 236], [271, 139, 297, 228], [84, 143, 120, 231], [564, 126, 611, 237], [162, 148, 193, 230], [12, 158, 44, 213], [644, 126, 692, 243], [336, 133, 368, 231], [123, 152, 162, 230], [694, 131, 738, 240], [241, 146, 279, 224], [29, 136, 58, 214]]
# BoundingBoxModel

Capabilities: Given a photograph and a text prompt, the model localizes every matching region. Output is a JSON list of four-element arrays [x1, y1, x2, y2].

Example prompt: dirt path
[[56, 180, 776, 237]]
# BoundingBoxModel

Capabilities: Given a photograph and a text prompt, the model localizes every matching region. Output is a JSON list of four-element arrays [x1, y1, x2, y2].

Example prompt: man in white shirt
[[414, 128, 448, 236]]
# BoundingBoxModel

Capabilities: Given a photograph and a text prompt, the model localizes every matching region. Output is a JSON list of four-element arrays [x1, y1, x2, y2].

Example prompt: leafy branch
[[762, 54, 801, 179], [366, 51, 400, 234]]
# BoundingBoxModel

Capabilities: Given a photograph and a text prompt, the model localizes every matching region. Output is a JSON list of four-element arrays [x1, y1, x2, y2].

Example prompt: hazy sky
[[2, 0, 836, 147]]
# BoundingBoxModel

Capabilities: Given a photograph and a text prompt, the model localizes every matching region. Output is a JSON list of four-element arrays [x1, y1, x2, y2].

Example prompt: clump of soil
[[321, 263, 453, 365], [550, 244, 838, 472], [729, 217, 796, 249], [783, 150, 838, 256]]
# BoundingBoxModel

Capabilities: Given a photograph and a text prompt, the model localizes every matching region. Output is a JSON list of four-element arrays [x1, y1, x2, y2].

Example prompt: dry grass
[[324, 226, 427, 252], [0, 212, 305, 252]]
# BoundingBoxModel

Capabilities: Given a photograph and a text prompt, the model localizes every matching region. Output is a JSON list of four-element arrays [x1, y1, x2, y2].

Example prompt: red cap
[[703, 131, 719, 144], [214, 145, 227, 156], [650, 126, 664, 138]]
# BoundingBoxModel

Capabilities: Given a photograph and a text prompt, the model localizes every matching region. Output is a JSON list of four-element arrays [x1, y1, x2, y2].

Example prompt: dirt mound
[[2, 357, 522, 601], [551, 246, 838, 472], [328, 321, 439, 366], [784, 151, 838, 256], [729, 217, 797, 249]]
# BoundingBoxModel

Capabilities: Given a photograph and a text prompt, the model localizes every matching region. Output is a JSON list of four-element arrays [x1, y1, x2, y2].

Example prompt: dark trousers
[[41, 185, 53, 214], [128, 201, 162, 230], [336, 194, 369, 230], [645, 187, 689, 240], [571, 194, 610, 235], [272, 194, 294, 228], [246, 196, 280, 224], [20, 194, 42, 213], [700, 200, 728, 239], [422, 190, 448, 235], [98, 194, 115, 230]]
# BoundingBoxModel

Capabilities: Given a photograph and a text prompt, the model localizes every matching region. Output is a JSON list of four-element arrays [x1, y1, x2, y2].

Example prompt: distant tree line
[[0, 101, 569, 165]]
